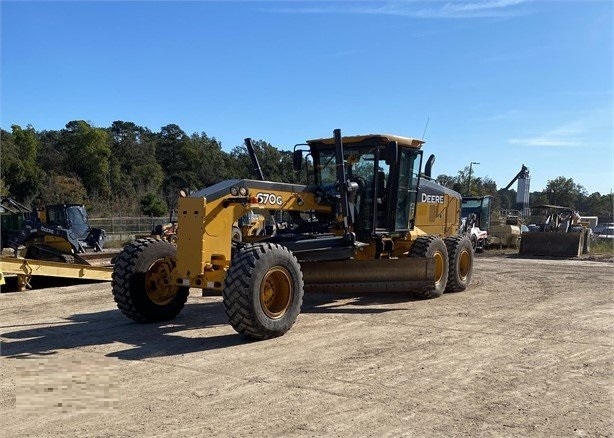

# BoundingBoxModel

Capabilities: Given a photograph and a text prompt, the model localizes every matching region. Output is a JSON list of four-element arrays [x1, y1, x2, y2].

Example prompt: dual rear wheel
[[409, 235, 473, 298]]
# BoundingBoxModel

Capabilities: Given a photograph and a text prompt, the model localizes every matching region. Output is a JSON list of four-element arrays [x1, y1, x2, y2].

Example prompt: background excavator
[[112, 129, 474, 340]]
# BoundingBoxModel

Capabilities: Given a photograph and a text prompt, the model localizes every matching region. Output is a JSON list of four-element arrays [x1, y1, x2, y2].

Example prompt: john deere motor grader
[[112, 129, 473, 339]]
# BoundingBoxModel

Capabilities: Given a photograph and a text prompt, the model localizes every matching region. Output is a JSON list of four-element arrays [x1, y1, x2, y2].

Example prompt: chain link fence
[[89, 217, 169, 247], [89, 217, 168, 234]]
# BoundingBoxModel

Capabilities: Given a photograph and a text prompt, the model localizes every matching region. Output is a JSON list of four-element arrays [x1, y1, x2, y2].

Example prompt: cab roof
[[306, 133, 424, 149]]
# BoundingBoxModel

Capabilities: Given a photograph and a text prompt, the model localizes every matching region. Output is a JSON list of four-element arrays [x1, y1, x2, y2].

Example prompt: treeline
[[1, 121, 612, 221], [435, 167, 613, 222], [1, 121, 300, 217]]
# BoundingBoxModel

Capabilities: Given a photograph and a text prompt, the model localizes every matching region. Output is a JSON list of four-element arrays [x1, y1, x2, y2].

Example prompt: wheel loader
[[112, 129, 474, 339], [519, 205, 590, 256]]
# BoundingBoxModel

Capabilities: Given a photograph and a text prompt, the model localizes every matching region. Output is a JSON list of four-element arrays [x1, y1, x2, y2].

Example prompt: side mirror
[[385, 141, 398, 166], [293, 150, 303, 172]]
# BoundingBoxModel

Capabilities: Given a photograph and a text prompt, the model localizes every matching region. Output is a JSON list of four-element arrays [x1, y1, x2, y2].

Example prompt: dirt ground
[[1, 254, 613, 437]]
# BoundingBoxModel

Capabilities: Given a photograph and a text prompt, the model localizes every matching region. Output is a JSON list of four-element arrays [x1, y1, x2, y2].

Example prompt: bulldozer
[[1, 198, 106, 264], [152, 210, 267, 244], [112, 129, 474, 340], [151, 218, 179, 244]]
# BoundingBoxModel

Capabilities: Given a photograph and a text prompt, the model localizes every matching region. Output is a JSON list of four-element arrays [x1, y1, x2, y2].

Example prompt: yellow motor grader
[[112, 129, 473, 339]]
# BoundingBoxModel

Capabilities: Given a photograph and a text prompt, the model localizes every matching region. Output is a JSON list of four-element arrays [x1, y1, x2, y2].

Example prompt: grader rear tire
[[223, 243, 304, 340], [112, 237, 189, 322], [409, 236, 449, 299], [444, 235, 474, 292]]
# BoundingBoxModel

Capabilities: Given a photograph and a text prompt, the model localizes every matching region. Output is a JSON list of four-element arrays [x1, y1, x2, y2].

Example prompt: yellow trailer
[[0, 256, 112, 291]]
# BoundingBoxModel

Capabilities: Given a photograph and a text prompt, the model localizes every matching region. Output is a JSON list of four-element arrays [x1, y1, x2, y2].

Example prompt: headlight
[[230, 187, 239, 196], [238, 187, 248, 196]]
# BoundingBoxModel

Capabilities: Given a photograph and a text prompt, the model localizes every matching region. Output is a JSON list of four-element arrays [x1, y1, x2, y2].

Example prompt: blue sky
[[1, 0, 612, 195]]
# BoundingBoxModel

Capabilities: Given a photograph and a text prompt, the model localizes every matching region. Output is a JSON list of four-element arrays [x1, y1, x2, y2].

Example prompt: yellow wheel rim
[[260, 267, 293, 319], [433, 251, 445, 286], [458, 249, 472, 281], [145, 259, 179, 306]]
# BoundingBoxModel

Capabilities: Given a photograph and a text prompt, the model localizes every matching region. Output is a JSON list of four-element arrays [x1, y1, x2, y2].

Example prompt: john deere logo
[[421, 193, 445, 204]]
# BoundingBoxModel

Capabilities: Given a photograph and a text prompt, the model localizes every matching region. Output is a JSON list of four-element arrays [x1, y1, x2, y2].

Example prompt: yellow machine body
[[111, 130, 474, 340], [175, 180, 331, 289], [171, 133, 461, 292]]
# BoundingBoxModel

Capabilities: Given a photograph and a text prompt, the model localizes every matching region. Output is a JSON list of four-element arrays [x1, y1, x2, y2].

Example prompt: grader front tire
[[223, 243, 304, 340], [409, 236, 449, 299], [112, 237, 189, 322]]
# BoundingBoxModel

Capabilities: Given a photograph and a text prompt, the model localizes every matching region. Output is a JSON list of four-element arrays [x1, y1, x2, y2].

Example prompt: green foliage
[[60, 121, 111, 199], [580, 192, 613, 221], [228, 140, 300, 183], [1, 125, 45, 203], [0, 121, 609, 221], [590, 238, 614, 256], [436, 174, 455, 189], [544, 176, 584, 208], [436, 168, 610, 222], [140, 193, 167, 217], [108, 120, 163, 198], [191, 132, 227, 187], [0, 177, 9, 195], [38, 174, 88, 205]]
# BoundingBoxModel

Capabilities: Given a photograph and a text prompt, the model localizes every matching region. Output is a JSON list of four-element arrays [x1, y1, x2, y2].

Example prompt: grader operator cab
[[112, 129, 474, 340]]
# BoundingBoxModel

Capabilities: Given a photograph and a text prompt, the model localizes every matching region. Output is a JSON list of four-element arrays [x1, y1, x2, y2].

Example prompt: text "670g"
[[256, 192, 283, 205]]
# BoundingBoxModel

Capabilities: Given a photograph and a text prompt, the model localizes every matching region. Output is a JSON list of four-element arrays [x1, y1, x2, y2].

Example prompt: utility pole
[[467, 161, 480, 195]]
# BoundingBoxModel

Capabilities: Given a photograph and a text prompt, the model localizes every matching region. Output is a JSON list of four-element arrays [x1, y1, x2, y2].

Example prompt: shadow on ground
[[0, 301, 244, 361], [1, 290, 424, 361], [0, 276, 108, 293], [302, 291, 421, 314]]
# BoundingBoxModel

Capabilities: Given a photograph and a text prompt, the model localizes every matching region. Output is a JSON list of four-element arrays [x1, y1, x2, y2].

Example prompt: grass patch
[[590, 239, 614, 256]]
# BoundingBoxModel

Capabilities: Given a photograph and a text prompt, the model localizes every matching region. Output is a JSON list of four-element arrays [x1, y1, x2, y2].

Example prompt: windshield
[[66, 206, 91, 239], [461, 197, 491, 230], [67, 206, 88, 225], [315, 147, 390, 194], [315, 149, 382, 186], [314, 146, 391, 237]]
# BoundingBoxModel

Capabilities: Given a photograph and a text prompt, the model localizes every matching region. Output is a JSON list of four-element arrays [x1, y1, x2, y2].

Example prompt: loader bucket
[[519, 231, 584, 257]]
